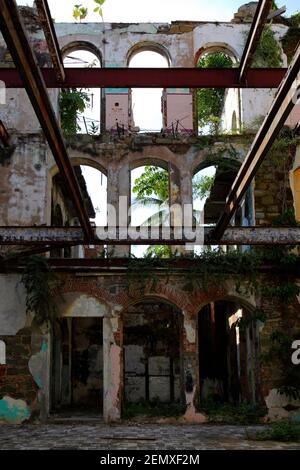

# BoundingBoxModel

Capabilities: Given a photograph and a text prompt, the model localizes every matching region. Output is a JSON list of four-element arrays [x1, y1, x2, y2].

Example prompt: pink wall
[[163, 92, 194, 133], [106, 94, 129, 132]]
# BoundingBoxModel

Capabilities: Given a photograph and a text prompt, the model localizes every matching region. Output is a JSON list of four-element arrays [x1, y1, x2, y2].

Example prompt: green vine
[[281, 12, 300, 64], [59, 88, 90, 136], [261, 330, 300, 400], [21, 256, 61, 326], [252, 22, 283, 68]]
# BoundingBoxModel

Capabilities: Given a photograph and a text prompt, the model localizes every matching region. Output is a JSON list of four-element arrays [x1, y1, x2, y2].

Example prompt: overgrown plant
[[59, 88, 90, 136], [197, 52, 234, 134], [261, 330, 300, 400], [73, 4, 88, 22], [253, 421, 300, 442], [21, 256, 61, 326], [281, 12, 300, 63], [251, 23, 283, 67]]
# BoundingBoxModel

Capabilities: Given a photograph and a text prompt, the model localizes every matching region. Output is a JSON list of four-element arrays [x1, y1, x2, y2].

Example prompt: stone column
[[169, 163, 193, 253], [103, 313, 123, 423], [107, 162, 130, 257], [180, 313, 206, 423]]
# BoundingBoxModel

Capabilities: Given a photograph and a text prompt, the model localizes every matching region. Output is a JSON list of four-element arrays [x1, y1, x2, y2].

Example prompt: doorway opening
[[198, 300, 260, 404], [123, 299, 183, 410], [51, 317, 103, 416]]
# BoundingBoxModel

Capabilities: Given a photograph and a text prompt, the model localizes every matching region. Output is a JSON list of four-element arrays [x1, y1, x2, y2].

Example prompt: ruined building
[[0, 1, 300, 425]]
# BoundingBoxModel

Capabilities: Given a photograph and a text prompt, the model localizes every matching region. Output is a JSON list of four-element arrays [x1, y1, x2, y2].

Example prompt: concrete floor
[[0, 424, 299, 450]]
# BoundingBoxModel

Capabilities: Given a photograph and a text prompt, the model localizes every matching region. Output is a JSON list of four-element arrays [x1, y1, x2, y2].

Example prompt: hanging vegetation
[[197, 52, 234, 134], [252, 23, 283, 67], [21, 256, 61, 326], [59, 88, 90, 136], [281, 13, 300, 64]]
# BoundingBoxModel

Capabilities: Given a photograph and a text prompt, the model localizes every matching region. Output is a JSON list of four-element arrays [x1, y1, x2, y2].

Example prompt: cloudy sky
[[17, 0, 299, 22]]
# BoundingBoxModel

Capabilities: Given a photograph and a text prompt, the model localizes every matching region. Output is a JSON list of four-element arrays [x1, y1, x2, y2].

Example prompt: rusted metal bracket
[[0, 226, 300, 246], [213, 44, 300, 241], [239, 0, 273, 83], [0, 0, 93, 241], [35, 0, 65, 82]]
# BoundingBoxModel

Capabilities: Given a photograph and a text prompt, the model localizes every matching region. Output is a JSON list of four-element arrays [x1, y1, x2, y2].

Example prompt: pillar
[[107, 162, 130, 257], [103, 313, 123, 422]]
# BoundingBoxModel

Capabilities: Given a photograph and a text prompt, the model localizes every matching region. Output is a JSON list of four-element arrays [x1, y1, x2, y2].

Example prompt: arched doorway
[[198, 299, 260, 404], [123, 299, 184, 408]]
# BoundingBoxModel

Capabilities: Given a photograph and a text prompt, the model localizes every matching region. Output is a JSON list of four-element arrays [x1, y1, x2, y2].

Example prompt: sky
[[18, 0, 299, 22]]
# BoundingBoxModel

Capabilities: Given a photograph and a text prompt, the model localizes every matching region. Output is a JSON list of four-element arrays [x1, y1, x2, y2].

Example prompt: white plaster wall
[[57, 293, 109, 318], [241, 88, 276, 128], [193, 23, 248, 60], [0, 274, 26, 335], [0, 89, 59, 133], [221, 88, 240, 132]]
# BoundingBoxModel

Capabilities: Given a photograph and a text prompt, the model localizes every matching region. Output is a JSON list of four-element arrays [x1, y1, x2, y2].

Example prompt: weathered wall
[[0, 17, 288, 133]]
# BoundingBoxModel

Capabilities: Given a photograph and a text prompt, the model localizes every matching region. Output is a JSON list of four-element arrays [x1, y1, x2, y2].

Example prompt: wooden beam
[[239, 0, 273, 83], [213, 44, 300, 241], [0, 67, 287, 89], [0, 226, 300, 246], [0, 0, 94, 240], [35, 0, 65, 82]]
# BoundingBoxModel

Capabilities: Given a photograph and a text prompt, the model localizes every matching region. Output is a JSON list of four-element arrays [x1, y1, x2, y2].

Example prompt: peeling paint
[[183, 315, 196, 343], [28, 342, 48, 389], [0, 396, 30, 424]]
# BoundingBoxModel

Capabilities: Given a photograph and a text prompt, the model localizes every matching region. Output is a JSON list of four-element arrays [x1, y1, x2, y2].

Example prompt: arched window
[[0, 340, 6, 365], [51, 165, 107, 258], [196, 50, 239, 135], [232, 111, 238, 133], [128, 51, 169, 132], [130, 162, 170, 257], [60, 46, 101, 135]]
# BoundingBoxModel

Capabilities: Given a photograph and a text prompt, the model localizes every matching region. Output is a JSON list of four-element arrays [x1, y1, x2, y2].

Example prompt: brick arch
[[116, 280, 194, 315], [52, 277, 113, 310], [192, 290, 257, 317]]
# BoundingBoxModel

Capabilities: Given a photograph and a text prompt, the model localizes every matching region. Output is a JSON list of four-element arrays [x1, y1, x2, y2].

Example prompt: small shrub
[[254, 421, 300, 442]]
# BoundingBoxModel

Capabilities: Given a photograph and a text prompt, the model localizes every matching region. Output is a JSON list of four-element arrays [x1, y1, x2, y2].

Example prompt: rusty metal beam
[[213, 44, 300, 242], [0, 119, 9, 146], [0, 226, 300, 246], [0, 67, 287, 89], [0, 0, 94, 240], [239, 0, 273, 83], [35, 0, 65, 82], [0, 257, 297, 274]]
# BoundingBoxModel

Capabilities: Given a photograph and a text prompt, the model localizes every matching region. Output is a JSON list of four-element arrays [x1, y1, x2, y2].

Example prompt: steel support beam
[[0, 67, 287, 89], [239, 0, 273, 82], [35, 0, 65, 82], [213, 44, 300, 242], [0, 257, 297, 274], [0, 119, 9, 146], [0, 226, 300, 246], [0, 0, 93, 240]]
